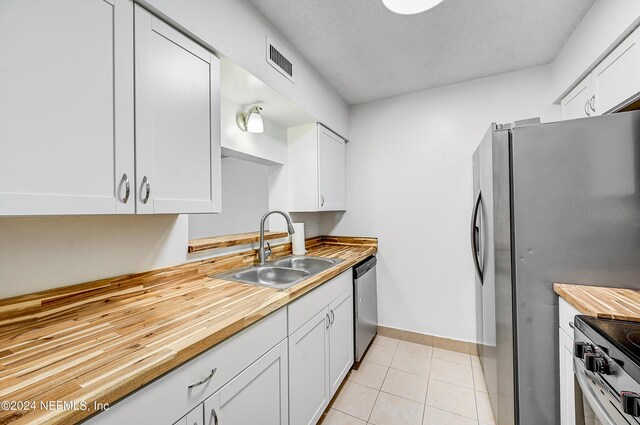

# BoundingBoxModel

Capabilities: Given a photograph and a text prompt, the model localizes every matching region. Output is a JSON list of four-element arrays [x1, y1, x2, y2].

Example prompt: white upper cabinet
[[593, 27, 640, 115], [0, 0, 135, 215], [134, 6, 221, 214], [560, 75, 593, 120], [561, 26, 640, 120], [318, 126, 347, 211], [0, 2, 221, 216], [288, 123, 346, 212]]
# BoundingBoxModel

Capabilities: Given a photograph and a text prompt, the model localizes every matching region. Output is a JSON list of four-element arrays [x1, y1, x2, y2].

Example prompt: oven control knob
[[621, 392, 640, 417], [584, 353, 610, 374], [574, 342, 594, 358]]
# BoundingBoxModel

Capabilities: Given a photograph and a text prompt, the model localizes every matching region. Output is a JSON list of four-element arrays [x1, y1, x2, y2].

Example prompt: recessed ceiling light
[[381, 0, 445, 15]]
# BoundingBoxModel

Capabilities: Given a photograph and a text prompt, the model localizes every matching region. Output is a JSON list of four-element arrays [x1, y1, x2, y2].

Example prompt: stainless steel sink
[[213, 255, 344, 290], [232, 266, 309, 287], [272, 256, 339, 272]]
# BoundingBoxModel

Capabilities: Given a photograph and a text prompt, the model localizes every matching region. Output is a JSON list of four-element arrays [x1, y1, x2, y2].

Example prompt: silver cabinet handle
[[584, 100, 591, 117], [320, 195, 325, 207], [326, 313, 331, 329], [188, 368, 217, 389], [330, 309, 335, 324], [210, 408, 219, 425], [141, 176, 150, 204], [589, 95, 596, 112], [120, 173, 130, 204]]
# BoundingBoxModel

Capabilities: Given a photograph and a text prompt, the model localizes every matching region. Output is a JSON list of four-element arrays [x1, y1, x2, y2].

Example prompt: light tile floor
[[321, 335, 496, 425]]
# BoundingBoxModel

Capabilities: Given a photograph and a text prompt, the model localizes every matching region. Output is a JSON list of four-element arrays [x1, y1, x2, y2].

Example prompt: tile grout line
[[366, 343, 396, 424], [421, 354, 433, 425]]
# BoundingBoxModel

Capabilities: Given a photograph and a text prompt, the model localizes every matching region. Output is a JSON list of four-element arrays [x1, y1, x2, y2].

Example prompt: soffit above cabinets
[[246, 0, 597, 105], [221, 58, 314, 128]]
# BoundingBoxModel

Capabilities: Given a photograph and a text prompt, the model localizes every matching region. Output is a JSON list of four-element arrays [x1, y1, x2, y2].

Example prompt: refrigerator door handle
[[471, 191, 484, 283]]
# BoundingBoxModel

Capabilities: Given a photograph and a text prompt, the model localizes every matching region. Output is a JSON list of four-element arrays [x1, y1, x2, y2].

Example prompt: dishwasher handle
[[354, 256, 377, 279]]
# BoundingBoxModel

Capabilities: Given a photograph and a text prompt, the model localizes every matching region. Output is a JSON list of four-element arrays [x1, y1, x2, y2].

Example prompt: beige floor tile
[[471, 355, 481, 369], [423, 407, 479, 425], [475, 391, 496, 425], [430, 358, 474, 389], [349, 361, 388, 390], [374, 335, 400, 349], [397, 340, 433, 357], [391, 349, 432, 377], [332, 381, 379, 421], [426, 379, 477, 421], [369, 391, 424, 425], [433, 348, 471, 366], [365, 344, 396, 367], [472, 367, 488, 393], [381, 368, 428, 403], [322, 409, 367, 425]]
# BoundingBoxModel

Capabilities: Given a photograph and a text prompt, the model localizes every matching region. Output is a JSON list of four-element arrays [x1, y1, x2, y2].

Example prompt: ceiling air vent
[[266, 36, 294, 83]]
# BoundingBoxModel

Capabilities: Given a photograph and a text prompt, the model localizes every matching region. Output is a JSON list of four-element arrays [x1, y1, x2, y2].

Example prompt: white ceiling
[[246, 0, 596, 105]]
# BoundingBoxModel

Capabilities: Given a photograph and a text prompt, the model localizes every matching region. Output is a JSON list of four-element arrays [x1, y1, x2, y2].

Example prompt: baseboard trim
[[377, 325, 478, 355]]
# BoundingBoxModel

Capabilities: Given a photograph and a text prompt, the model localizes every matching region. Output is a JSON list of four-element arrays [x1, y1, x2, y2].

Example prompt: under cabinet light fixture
[[236, 105, 264, 133], [381, 0, 445, 15]]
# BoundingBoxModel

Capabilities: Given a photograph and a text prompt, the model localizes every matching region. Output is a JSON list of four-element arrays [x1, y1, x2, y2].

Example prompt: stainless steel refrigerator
[[472, 111, 640, 425]]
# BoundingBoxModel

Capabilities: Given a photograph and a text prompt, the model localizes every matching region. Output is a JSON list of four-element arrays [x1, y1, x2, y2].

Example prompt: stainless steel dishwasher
[[353, 255, 378, 363]]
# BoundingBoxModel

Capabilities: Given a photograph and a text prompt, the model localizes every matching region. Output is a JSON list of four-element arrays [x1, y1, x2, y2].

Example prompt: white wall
[[0, 215, 188, 298], [322, 66, 560, 343], [189, 158, 270, 239], [140, 0, 349, 137], [551, 0, 640, 101]]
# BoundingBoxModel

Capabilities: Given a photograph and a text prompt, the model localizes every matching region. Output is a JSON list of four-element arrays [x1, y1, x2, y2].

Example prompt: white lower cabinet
[[288, 270, 354, 425], [558, 297, 582, 425], [201, 340, 288, 425], [328, 290, 355, 396], [289, 309, 331, 425]]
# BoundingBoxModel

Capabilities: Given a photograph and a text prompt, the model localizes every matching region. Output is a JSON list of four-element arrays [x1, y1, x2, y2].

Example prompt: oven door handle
[[574, 359, 617, 425]]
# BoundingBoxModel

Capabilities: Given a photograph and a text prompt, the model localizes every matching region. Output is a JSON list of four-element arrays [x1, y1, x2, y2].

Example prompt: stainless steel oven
[[574, 315, 640, 425]]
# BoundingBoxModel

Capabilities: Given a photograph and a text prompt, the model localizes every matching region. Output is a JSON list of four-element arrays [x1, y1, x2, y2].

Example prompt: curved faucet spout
[[258, 209, 295, 265]]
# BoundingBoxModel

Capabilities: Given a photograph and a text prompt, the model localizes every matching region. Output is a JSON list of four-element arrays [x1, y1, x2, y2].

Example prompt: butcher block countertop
[[0, 236, 377, 425], [554, 283, 640, 322]]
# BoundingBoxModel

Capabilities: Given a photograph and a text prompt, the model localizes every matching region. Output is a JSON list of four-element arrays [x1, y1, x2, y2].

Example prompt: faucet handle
[[265, 243, 272, 260]]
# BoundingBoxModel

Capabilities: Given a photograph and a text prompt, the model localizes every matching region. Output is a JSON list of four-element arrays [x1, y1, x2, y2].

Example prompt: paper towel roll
[[292, 223, 306, 255]]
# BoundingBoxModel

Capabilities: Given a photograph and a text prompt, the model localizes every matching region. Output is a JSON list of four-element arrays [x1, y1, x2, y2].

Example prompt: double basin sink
[[215, 255, 344, 290]]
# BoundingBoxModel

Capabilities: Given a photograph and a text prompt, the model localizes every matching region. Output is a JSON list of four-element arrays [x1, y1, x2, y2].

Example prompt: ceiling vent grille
[[266, 36, 294, 83]]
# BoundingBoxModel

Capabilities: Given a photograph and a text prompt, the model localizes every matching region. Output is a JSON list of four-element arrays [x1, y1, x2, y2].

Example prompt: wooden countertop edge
[[553, 282, 640, 322], [187, 231, 289, 253], [3, 240, 377, 425]]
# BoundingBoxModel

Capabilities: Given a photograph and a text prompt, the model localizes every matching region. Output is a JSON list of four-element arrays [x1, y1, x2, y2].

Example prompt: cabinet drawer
[[288, 269, 352, 335], [559, 297, 582, 339], [85, 308, 287, 425]]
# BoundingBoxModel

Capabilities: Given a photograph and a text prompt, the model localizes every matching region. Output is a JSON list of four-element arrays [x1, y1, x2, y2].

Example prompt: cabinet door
[[329, 289, 354, 396], [317, 124, 346, 211], [0, 0, 135, 215], [204, 340, 288, 425], [289, 308, 330, 425], [593, 29, 640, 115], [185, 405, 204, 425], [135, 6, 221, 214], [560, 75, 593, 121], [559, 328, 576, 425]]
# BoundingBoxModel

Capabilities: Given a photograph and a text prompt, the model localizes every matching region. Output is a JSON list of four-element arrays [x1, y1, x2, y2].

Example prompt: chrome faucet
[[258, 209, 295, 265]]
